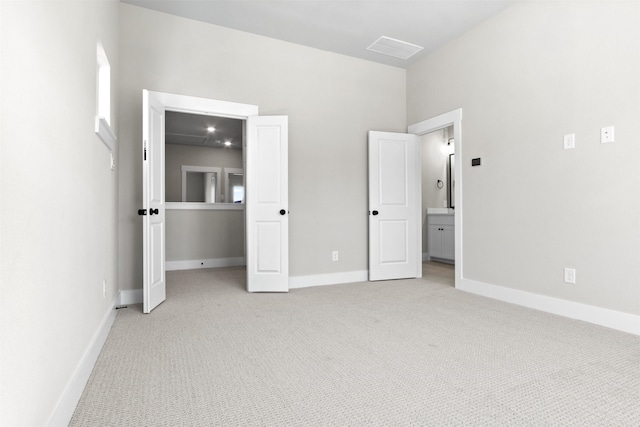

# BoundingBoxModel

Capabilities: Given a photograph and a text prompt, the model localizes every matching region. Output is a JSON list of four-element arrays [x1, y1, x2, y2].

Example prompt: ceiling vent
[[366, 36, 424, 60]]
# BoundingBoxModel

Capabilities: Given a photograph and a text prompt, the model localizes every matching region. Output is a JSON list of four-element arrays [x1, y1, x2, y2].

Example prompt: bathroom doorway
[[420, 127, 455, 285], [408, 109, 462, 288], [420, 126, 455, 264]]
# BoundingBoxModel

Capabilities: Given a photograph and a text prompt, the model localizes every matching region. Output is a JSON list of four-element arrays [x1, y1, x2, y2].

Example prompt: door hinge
[[143, 140, 147, 161]]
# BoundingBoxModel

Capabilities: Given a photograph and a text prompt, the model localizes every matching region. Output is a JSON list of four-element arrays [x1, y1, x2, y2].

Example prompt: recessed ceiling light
[[366, 36, 424, 60], [224, 141, 232, 146], [207, 126, 215, 133]]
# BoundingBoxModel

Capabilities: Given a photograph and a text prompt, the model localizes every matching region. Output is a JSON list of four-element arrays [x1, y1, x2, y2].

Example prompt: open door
[[246, 116, 289, 292], [368, 131, 420, 281], [142, 90, 166, 313]]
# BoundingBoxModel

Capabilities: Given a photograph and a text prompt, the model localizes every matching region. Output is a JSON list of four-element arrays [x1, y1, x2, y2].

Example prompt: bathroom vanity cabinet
[[427, 213, 455, 263]]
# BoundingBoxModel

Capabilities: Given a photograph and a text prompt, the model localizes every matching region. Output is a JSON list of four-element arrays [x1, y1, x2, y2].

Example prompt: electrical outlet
[[563, 133, 575, 150], [102, 279, 107, 297], [563, 268, 576, 284], [601, 126, 614, 144], [332, 251, 339, 262]]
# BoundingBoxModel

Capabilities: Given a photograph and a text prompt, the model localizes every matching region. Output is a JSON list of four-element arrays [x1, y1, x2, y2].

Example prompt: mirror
[[448, 153, 455, 209], [225, 168, 244, 203], [165, 111, 244, 204], [181, 166, 221, 202]]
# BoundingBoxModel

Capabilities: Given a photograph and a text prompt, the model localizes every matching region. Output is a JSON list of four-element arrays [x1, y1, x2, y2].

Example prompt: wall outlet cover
[[564, 133, 575, 149], [564, 267, 576, 284], [601, 126, 614, 144]]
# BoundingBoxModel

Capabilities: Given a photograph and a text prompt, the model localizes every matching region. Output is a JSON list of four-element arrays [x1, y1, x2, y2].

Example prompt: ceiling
[[123, 0, 516, 68], [165, 111, 243, 150]]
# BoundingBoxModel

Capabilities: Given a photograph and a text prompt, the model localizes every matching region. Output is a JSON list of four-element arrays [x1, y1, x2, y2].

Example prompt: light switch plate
[[563, 133, 575, 149], [601, 126, 614, 144]]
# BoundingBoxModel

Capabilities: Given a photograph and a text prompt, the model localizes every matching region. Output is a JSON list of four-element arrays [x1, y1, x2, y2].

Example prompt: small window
[[96, 42, 111, 125], [95, 42, 116, 151]]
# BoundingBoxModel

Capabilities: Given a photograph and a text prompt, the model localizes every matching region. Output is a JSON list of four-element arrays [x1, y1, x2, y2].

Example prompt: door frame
[[408, 108, 462, 287]]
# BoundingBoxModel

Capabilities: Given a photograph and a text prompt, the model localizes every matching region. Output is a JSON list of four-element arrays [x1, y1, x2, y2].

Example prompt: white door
[[246, 116, 289, 292], [368, 131, 421, 281], [142, 90, 166, 313]]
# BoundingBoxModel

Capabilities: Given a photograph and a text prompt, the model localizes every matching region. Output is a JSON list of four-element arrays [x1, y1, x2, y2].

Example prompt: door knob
[[138, 209, 147, 216], [149, 208, 159, 215], [279, 209, 286, 215], [372, 210, 379, 216]]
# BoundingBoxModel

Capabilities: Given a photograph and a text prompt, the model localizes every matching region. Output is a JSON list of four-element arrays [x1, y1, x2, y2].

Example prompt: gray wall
[[118, 3, 406, 290], [407, 2, 640, 315], [164, 144, 245, 263], [0, 1, 120, 425], [166, 210, 245, 261]]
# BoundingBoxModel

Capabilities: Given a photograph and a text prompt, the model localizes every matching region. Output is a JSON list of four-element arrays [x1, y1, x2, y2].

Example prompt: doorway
[[420, 126, 455, 262], [419, 127, 455, 286], [409, 109, 462, 287], [164, 111, 247, 272]]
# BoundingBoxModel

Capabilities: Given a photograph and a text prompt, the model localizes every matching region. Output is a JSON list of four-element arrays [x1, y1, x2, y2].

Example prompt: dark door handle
[[372, 210, 379, 216], [138, 209, 147, 216], [279, 209, 286, 215], [149, 208, 159, 215]]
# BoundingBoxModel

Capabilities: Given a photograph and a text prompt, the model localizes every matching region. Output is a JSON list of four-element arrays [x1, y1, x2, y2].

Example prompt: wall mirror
[[448, 153, 455, 209], [165, 111, 244, 204], [225, 168, 244, 203], [181, 166, 221, 202]]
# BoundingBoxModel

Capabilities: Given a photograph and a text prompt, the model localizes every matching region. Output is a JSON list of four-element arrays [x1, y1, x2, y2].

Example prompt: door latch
[[138, 209, 147, 216]]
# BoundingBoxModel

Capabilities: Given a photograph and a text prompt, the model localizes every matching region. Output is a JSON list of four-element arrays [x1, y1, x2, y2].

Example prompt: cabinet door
[[428, 225, 443, 258], [441, 225, 455, 261]]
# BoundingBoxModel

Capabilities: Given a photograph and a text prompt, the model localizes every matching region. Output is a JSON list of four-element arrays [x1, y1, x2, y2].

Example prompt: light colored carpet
[[70, 263, 640, 426]]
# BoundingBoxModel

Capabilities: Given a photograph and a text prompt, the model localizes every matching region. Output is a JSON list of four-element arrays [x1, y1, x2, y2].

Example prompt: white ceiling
[[122, 0, 516, 68]]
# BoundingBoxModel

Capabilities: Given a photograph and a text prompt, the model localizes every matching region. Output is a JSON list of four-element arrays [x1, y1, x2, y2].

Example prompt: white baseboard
[[47, 294, 119, 427], [119, 288, 143, 305], [457, 277, 640, 336], [165, 257, 245, 271], [289, 270, 368, 289]]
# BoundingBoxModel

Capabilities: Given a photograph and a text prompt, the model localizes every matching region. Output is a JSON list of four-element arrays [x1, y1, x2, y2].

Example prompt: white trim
[[150, 90, 259, 118], [94, 116, 116, 151], [119, 289, 143, 305], [165, 202, 244, 211], [46, 294, 119, 427], [408, 109, 462, 290], [458, 278, 640, 336], [289, 270, 369, 289], [165, 257, 245, 271]]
